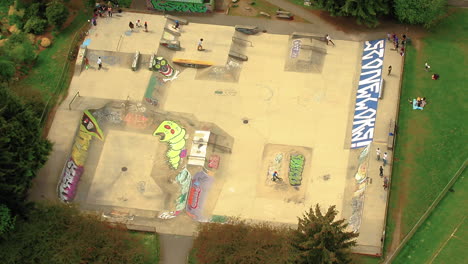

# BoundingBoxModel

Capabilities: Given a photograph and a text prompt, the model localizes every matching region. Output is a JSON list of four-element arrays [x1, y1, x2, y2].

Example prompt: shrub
[[40, 37, 51, 47], [24, 16, 47, 34], [394, 0, 447, 28], [25, 2, 46, 19], [8, 14, 24, 29], [46, 1, 69, 28], [0, 59, 16, 82], [2, 33, 37, 64]]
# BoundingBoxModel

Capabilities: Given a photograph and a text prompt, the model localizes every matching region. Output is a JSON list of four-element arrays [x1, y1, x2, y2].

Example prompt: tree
[[1, 32, 37, 64], [193, 220, 294, 264], [0, 85, 52, 218], [291, 204, 359, 264], [23, 16, 48, 35], [0, 204, 15, 237], [0, 59, 16, 83], [394, 0, 447, 28], [46, 1, 69, 28], [0, 203, 152, 263], [313, 0, 391, 27]]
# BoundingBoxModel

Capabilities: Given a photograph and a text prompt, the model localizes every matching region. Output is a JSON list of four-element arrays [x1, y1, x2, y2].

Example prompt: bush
[[2, 33, 37, 64], [8, 14, 24, 29], [0, 59, 16, 82], [25, 2, 46, 19], [40, 37, 51, 48], [46, 1, 69, 28], [394, 0, 447, 28], [23, 17, 47, 34]]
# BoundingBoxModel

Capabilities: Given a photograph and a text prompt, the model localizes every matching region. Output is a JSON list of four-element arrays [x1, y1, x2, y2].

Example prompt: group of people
[[376, 148, 389, 190], [388, 33, 406, 56], [410, 97, 428, 108], [128, 20, 148, 32], [90, 2, 120, 26]]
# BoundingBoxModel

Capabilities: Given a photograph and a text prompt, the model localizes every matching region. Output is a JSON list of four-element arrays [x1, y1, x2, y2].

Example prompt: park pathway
[[159, 234, 194, 264]]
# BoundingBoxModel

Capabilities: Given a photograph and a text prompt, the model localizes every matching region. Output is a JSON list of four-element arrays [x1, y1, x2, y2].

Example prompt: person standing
[[376, 148, 381, 160], [108, 6, 112, 17], [197, 38, 204, 51], [383, 177, 389, 190], [97, 57, 102, 70], [144, 21, 148, 32], [129, 21, 134, 31], [383, 152, 388, 166], [425, 62, 431, 71], [84, 57, 89, 70], [173, 20, 180, 30], [388, 65, 392, 75], [325, 34, 335, 46], [379, 166, 384, 177]]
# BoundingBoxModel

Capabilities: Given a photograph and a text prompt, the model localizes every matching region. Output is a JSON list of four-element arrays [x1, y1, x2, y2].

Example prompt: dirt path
[[159, 234, 194, 264]]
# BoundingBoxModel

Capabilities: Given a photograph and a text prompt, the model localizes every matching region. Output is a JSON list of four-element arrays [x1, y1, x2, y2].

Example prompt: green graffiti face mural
[[153, 121, 187, 169], [150, 0, 208, 12], [80, 110, 104, 141]]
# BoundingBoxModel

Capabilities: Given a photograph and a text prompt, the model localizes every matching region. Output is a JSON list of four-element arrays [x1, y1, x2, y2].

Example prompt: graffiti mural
[[186, 170, 214, 221], [349, 144, 370, 232], [153, 121, 187, 169], [150, 0, 209, 13], [289, 154, 305, 186], [150, 57, 179, 82], [158, 168, 192, 220], [58, 110, 104, 202]]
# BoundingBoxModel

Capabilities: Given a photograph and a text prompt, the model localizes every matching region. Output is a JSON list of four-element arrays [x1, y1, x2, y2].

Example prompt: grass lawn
[[384, 7, 468, 259], [11, 10, 89, 101], [130, 231, 161, 264], [392, 170, 467, 263]]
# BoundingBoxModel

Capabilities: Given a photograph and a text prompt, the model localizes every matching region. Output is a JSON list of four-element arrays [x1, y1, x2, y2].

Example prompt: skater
[[383, 152, 388, 166], [376, 148, 381, 161], [425, 62, 431, 71], [173, 20, 180, 30], [129, 21, 134, 31], [388, 65, 392, 75], [84, 57, 89, 70], [144, 21, 148, 32], [108, 6, 112, 17], [272, 171, 281, 181], [92, 17, 97, 26], [325, 34, 335, 46], [97, 57, 102, 70], [136, 20, 142, 28], [197, 38, 204, 51], [387, 33, 391, 41], [379, 166, 384, 177]]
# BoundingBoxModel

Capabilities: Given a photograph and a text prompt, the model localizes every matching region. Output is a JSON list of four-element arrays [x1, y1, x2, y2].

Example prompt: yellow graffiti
[[153, 121, 187, 169]]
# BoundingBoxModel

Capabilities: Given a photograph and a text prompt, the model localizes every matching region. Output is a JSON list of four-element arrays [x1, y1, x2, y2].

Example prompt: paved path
[[159, 234, 194, 264]]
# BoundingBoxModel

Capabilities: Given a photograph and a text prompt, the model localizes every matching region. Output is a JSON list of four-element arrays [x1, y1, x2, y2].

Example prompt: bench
[[387, 119, 396, 150], [276, 13, 293, 20], [235, 25, 260, 35], [132, 51, 140, 71], [229, 50, 248, 61], [164, 15, 188, 25]]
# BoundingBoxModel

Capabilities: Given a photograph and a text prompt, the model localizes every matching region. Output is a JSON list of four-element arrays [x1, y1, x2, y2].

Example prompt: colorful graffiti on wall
[[58, 110, 104, 202], [186, 170, 214, 221], [158, 168, 192, 220], [289, 154, 305, 186], [150, 0, 209, 13], [349, 144, 370, 232], [150, 57, 179, 82], [153, 121, 187, 169]]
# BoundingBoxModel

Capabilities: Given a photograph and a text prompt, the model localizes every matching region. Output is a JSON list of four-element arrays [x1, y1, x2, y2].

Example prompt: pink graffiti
[[59, 158, 84, 201]]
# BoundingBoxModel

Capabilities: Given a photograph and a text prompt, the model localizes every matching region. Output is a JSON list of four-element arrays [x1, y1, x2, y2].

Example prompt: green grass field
[[130, 231, 161, 264], [393, 170, 467, 263], [383, 7, 468, 262]]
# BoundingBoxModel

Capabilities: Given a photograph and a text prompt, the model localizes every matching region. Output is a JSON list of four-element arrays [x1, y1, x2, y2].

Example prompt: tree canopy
[[0, 203, 152, 264], [291, 204, 359, 264], [0, 85, 51, 220], [394, 0, 447, 28], [193, 221, 294, 264], [46, 1, 69, 28]]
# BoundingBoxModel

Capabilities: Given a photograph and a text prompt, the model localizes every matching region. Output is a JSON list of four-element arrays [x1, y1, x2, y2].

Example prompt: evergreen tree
[[291, 204, 359, 264], [0, 85, 52, 218]]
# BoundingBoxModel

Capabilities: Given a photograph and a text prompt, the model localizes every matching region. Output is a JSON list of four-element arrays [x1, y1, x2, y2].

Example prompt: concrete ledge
[[165, 14, 188, 25], [387, 119, 395, 150], [165, 26, 181, 36], [75, 46, 87, 76], [229, 51, 248, 61], [132, 51, 140, 71]]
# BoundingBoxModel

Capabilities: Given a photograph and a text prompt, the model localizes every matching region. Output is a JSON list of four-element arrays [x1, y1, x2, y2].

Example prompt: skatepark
[[34, 11, 404, 256]]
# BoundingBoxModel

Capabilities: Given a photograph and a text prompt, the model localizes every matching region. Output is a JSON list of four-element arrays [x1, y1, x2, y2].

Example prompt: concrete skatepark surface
[[30, 11, 404, 257]]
